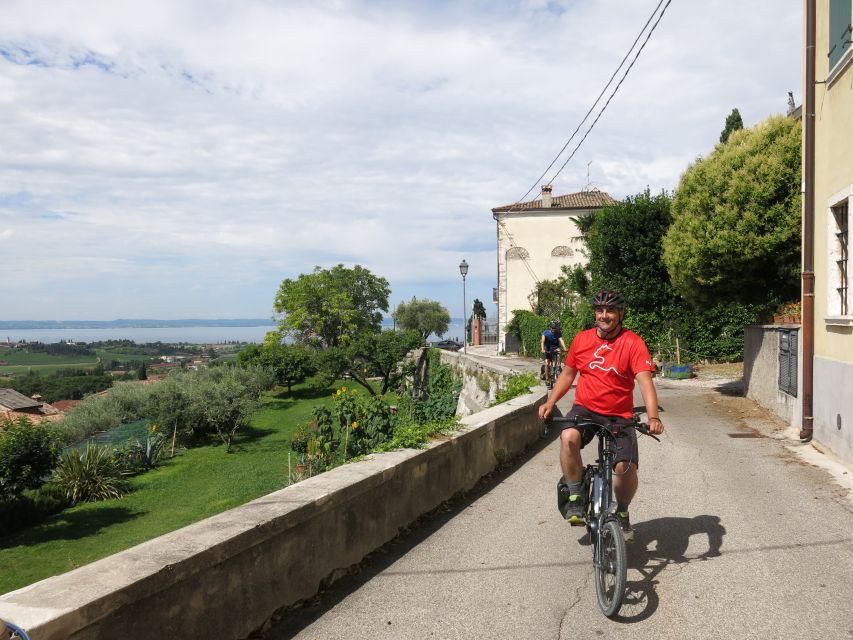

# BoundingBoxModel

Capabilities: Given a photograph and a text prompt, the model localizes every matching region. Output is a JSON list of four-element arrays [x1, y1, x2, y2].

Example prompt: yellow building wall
[[811, 5, 853, 364]]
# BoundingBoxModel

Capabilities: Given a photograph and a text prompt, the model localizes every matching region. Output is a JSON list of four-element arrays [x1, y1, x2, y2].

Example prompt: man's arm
[[559, 337, 568, 351], [540, 334, 546, 353], [538, 365, 578, 421], [635, 370, 664, 434]]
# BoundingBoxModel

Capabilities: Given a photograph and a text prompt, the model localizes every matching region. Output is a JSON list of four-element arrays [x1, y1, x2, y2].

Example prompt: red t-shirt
[[565, 328, 655, 418]]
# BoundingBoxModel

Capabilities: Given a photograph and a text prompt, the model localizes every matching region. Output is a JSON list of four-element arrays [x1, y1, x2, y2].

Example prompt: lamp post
[[459, 259, 468, 354]]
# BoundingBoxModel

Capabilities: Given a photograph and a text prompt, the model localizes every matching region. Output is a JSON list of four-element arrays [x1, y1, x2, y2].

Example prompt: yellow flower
[[352, 421, 359, 430], [151, 423, 158, 433], [342, 386, 347, 393]]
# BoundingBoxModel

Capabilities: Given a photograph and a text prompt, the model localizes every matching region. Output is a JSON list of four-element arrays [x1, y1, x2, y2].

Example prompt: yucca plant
[[53, 445, 129, 505]]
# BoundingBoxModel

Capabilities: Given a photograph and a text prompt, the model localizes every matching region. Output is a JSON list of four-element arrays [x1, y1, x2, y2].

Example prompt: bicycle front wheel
[[595, 518, 627, 618]]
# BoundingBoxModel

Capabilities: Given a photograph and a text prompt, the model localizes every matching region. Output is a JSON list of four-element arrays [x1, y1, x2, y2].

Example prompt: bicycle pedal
[[567, 516, 586, 526]]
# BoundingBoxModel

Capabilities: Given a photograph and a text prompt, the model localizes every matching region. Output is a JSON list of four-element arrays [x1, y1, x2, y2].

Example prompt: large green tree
[[663, 115, 801, 305], [274, 265, 390, 347], [394, 297, 451, 342], [585, 189, 674, 310]]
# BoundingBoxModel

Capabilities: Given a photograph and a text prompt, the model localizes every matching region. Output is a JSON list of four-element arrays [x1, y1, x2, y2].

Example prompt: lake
[[2, 321, 467, 345]]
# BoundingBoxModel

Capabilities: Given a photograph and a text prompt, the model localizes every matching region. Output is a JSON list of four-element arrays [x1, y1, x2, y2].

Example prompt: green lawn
[[0, 381, 338, 595], [0, 349, 143, 376]]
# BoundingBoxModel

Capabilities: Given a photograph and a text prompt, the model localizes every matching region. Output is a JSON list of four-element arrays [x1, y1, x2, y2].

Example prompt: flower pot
[[296, 463, 307, 473]]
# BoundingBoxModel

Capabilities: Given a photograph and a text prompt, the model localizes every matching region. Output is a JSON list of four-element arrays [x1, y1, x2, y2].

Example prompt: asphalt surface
[[267, 378, 853, 640]]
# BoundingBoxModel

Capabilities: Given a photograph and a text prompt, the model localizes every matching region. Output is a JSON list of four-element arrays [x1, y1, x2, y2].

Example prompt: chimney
[[541, 184, 553, 208]]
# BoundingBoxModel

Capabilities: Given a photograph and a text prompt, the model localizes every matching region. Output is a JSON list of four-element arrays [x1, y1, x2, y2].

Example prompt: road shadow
[[258, 430, 556, 639], [714, 380, 744, 397], [615, 514, 726, 623]]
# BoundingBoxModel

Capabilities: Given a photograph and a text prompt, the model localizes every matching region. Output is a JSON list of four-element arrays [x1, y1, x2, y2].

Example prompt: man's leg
[[613, 461, 638, 542], [612, 461, 638, 506], [558, 427, 586, 524], [559, 427, 583, 483]]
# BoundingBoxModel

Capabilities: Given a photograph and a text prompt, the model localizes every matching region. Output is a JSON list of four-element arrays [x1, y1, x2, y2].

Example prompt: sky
[[0, 0, 802, 322]]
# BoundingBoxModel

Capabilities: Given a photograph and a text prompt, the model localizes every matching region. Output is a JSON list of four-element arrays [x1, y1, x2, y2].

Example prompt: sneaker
[[616, 511, 634, 543], [565, 494, 586, 526]]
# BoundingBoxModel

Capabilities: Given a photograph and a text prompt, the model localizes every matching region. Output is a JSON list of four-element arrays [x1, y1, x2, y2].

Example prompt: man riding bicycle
[[541, 320, 568, 385], [538, 289, 664, 542]]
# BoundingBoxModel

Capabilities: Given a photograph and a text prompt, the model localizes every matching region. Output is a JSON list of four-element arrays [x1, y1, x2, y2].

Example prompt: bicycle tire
[[595, 518, 627, 618]]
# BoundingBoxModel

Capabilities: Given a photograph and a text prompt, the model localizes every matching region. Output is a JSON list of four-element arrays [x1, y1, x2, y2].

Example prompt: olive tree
[[394, 297, 450, 341]]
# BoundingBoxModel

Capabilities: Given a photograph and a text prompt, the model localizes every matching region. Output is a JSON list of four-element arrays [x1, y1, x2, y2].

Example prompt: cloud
[[0, 0, 802, 319]]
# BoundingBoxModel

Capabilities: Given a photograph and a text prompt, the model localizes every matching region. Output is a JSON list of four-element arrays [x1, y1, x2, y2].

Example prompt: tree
[[235, 343, 262, 367], [394, 297, 451, 342], [585, 189, 675, 310], [311, 330, 422, 396], [260, 343, 314, 393], [356, 330, 422, 394], [472, 299, 487, 320], [138, 361, 148, 381], [273, 265, 390, 347], [0, 416, 60, 498], [719, 108, 744, 144], [663, 115, 801, 305]]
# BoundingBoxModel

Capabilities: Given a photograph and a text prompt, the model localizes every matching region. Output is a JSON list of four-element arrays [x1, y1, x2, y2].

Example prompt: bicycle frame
[[547, 415, 658, 617], [582, 420, 620, 539]]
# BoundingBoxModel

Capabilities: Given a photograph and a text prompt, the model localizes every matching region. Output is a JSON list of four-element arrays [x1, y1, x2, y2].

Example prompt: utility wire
[[508, 0, 669, 209], [547, 0, 673, 185]]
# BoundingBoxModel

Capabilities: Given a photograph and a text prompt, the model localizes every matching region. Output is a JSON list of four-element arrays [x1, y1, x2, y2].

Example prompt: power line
[[506, 0, 669, 209], [548, 0, 673, 185]]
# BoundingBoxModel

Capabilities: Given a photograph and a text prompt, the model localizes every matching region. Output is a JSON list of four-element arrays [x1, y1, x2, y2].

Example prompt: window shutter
[[829, 0, 852, 69]]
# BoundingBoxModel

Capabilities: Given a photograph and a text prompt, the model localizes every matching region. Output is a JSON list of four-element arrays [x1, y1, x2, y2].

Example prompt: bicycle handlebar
[[545, 415, 660, 442]]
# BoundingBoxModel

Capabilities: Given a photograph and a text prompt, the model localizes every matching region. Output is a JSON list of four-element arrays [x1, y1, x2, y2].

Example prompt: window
[[829, 195, 850, 319], [778, 329, 798, 397], [833, 201, 849, 315], [829, 0, 853, 72]]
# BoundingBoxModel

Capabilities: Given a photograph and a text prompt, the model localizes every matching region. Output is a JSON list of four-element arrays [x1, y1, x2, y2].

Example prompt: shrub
[[53, 444, 129, 504], [290, 424, 312, 454], [492, 372, 540, 406], [114, 432, 167, 475], [0, 416, 61, 498]]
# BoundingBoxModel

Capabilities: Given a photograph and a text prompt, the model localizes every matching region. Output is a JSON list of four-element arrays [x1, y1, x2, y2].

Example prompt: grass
[[0, 381, 339, 595], [0, 349, 143, 376]]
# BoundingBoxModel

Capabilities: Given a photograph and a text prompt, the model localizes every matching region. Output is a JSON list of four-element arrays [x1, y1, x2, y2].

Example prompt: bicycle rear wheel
[[594, 518, 627, 617]]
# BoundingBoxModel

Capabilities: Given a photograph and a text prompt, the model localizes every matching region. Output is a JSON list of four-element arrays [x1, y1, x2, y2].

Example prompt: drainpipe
[[801, 0, 815, 442]]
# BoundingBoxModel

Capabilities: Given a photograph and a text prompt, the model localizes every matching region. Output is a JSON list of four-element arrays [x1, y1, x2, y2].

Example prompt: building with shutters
[[805, 0, 853, 463], [491, 186, 615, 351]]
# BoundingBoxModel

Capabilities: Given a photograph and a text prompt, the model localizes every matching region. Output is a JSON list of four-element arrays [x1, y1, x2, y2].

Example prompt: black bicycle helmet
[[590, 289, 626, 310], [549, 320, 559, 329]]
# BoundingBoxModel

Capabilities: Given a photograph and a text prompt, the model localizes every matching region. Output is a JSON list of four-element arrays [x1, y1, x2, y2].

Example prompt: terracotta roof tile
[[492, 189, 616, 213]]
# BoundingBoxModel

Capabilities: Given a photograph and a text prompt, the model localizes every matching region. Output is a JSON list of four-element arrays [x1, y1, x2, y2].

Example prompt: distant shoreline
[[0, 319, 276, 330]]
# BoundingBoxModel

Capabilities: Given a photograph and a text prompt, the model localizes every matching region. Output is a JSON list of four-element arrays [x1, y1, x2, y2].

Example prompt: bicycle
[[1, 620, 30, 640], [548, 414, 660, 618], [544, 349, 562, 389]]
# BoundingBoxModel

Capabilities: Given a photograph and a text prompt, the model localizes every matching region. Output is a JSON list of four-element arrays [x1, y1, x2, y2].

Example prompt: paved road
[[269, 380, 853, 640]]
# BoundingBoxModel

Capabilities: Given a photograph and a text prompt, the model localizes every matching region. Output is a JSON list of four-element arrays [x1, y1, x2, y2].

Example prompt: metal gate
[[778, 329, 798, 397]]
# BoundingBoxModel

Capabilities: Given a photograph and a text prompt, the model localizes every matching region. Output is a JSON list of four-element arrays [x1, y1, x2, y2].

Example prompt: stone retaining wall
[[0, 390, 546, 640]]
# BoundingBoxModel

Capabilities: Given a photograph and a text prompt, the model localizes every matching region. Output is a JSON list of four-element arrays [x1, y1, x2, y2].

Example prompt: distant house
[[0, 388, 43, 413], [0, 388, 63, 424], [491, 186, 615, 350]]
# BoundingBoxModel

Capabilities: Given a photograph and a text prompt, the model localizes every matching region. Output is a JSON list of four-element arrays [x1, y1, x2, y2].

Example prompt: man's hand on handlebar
[[538, 402, 555, 422], [646, 416, 664, 435]]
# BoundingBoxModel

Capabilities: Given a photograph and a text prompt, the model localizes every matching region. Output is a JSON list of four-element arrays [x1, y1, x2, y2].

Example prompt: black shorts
[[563, 404, 639, 468]]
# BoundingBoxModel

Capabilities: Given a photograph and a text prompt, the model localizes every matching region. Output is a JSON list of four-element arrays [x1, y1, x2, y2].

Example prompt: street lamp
[[459, 259, 468, 354]]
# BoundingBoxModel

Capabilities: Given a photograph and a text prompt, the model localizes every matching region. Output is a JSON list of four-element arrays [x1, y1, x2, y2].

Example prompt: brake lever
[[636, 423, 661, 442]]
